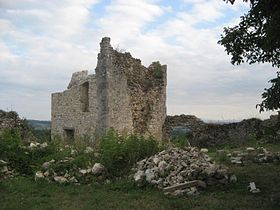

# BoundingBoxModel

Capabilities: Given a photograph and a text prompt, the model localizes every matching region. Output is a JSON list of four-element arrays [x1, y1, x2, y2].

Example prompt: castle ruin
[[51, 37, 167, 141]]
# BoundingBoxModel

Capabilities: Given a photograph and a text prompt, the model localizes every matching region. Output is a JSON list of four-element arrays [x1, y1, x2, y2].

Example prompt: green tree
[[218, 0, 280, 112]]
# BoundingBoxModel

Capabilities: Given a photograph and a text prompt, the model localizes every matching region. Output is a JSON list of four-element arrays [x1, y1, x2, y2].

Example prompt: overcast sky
[[0, 0, 277, 121]]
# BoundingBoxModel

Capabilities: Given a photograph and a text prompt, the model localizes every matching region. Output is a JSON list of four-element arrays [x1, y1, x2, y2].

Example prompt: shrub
[[98, 129, 160, 177]]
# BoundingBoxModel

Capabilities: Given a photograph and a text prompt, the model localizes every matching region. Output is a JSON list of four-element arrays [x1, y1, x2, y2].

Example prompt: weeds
[[99, 129, 160, 177]]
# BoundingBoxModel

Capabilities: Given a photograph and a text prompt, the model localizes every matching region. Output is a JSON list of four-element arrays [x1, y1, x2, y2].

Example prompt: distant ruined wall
[[51, 37, 167, 141], [163, 115, 264, 147]]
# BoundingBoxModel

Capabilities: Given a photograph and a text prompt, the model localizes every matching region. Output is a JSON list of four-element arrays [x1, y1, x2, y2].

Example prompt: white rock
[[43, 170, 50, 177], [69, 176, 78, 183], [49, 159, 55, 163], [79, 169, 88, 175], [35, 171, 44, 180], [229, 174, 237, 183], [248, 182, 260, 193], [134, 170, 145, 182], [54, 176, 68, 184], [42, 161, 51, 170], [92, 163, 105, 175], [145, 169, 155, 182], [84, 146, 94, 153], [158, 161, 167, 170], [94, 152, 100, 158], [0, 160, 8, 166], [29, 142, 38, 148], [40, 142, 48, 148], [1, 166, 8, 173], [187, 187, 199, 196], [246, 147, 255, 152], [200, 148, 208, 153], [71, 149, 77, 156], [153, 157, 160, 165]]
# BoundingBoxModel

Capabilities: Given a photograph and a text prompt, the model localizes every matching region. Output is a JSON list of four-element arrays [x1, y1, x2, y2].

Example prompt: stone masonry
[[51, 37, 167, 141]]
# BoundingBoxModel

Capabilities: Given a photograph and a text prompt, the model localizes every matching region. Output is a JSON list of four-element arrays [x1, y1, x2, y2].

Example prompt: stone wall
[[51, 37, 167, 141], [51, 74, 98, 140], [163, 115, 275, 147]]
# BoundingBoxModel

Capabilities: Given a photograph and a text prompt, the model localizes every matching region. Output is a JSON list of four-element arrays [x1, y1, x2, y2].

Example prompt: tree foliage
[[257, 72, 280, 112], [219, 0, 280, 112]]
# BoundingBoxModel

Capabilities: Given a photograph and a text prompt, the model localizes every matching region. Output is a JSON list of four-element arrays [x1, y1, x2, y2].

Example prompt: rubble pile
[[35, 159, 106, 185], [133, 147, 236, 196]]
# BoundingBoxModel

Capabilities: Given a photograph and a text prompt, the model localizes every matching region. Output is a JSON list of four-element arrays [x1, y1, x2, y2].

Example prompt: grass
[[1, 130, 280, 209], [1, 162, 280, 210]]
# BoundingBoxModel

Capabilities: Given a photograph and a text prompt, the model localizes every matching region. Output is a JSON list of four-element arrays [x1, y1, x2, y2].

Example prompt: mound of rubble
[[133, 147, 237, 196]]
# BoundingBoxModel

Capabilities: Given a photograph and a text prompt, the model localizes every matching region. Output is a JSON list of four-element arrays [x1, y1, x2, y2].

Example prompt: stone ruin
[[164, 114, 280, 147], [0, 110, 33, 141], [51, 37, 167, 142]]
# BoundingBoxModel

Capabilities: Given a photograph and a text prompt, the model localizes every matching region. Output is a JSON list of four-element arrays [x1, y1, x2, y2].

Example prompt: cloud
[[0, 0, 276, 120]]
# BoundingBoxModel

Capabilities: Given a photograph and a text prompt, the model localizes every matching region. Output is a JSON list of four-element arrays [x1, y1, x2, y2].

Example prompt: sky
[[0, 0, 277, 121]]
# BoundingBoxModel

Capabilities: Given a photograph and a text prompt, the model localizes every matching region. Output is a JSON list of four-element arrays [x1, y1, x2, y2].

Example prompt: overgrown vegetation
[[0, 128, 162, 178], [99, 129, 161, 177], [152, 61, 164, 81], [1, 127, 280, 209]]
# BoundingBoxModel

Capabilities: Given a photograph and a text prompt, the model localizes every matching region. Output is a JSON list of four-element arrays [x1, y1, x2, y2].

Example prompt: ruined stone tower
[[51, 37, 167, 141]]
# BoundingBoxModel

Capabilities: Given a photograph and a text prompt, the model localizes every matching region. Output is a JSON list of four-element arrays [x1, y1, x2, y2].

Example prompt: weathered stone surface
[[51, 37, 167, 141]]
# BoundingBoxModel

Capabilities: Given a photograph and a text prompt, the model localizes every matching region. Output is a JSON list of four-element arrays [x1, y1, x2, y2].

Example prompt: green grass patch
[[1, 162, 280, 209]]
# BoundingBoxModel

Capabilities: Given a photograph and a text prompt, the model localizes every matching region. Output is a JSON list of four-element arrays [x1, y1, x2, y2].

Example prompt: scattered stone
[[134, 170, 145, 183], [79, 169, 88, 175], [54, 176, 68, 184], [248, 182, 260, 193], [40, 142, 48, 148], [84, 146, 94, 154], [71, 149, 78, 156], [42, 160, 55, 169], [246, 147, 255, 152], [69, 176, 78, 183], [0, 160, 8, 166], [200, 148, 208, 153], [1, 166, 8, 173], [229, 174, 237, 183], [230, 157, 243, 165], [43, 170, 50, 177], [92, 163, 105, 175], [35, 171, 44, 181]]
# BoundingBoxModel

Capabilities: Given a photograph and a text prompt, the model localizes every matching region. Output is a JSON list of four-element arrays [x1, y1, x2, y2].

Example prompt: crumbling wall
[[109, 48, 167, 138], [163, 115, 263, 147], [51, 73, 98, 140], [51, 37, 167, 141]]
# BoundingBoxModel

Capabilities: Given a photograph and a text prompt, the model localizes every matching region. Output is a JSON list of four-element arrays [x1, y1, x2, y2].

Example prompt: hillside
[[27, 120, 51, 130]]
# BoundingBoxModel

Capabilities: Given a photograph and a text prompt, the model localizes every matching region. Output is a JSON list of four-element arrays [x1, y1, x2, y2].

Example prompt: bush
[[0, 130, 69, 175], [99, 129, 161, 177]]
